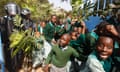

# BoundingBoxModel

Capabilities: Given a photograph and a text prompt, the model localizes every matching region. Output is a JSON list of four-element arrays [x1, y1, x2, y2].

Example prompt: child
[[54, 18, 66, 41], [77, 27, 82, 38], [81, 35, 114, 72], [70, 31, 77, 40], [32, 31, 45, 72], [43, 33, 79, 72], [37, 20, 46, 35]]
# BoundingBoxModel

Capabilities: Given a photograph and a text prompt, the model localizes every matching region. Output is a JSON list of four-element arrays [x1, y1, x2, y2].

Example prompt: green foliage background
[[0, 0, 52, 20], [1, 0, 120, 20]]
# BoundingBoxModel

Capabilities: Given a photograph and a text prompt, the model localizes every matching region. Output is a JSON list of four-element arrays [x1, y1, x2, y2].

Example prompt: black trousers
[[3, 43, 15, 72]]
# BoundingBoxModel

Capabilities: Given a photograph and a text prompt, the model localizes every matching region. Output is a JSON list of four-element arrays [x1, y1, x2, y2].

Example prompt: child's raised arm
[[80, 20, 86, 34], [106, 25, 120, 43]]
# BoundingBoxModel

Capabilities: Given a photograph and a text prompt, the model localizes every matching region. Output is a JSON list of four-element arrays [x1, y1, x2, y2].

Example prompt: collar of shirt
[[60, 46, 68, 51], [40, 27, 43, 34]]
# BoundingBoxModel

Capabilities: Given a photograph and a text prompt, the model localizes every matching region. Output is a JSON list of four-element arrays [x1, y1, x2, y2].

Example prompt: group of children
[[1, 4, 119, 72], [31, 10, 120, 72]]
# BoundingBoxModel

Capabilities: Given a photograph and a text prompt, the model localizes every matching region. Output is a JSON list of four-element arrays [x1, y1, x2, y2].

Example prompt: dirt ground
[[18, 67, 44, 72]]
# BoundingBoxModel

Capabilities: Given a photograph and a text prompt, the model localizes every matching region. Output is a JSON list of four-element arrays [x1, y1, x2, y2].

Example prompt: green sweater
[[45, 44, 79, 67], [44, 21, 55, 42], [69, 33, 97, 61]]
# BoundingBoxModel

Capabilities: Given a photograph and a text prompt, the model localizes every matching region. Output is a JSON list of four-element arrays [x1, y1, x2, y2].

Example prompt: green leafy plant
[[72, 0, 94, 21], [8, 14, 36, 58], [0, 0, 52, 20], [9, 15, 36, 71], [9, 30, 35, 58]]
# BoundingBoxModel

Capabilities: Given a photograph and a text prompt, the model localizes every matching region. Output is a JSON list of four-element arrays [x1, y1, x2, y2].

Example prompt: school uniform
[[80, 51, 113, 72], [54, 25, 66, 40], [69, 32, 98, 72], [70, 32, 98, 61], [65, 23, 71, 33], [44, 21, 55, 43], [111, 35, 120, 71], [65, 18, 72, 33], [75, 31, 120, 72], [37, 24, 53, 59], [45, 44, 79, 72], [37, 24, 44, 35]]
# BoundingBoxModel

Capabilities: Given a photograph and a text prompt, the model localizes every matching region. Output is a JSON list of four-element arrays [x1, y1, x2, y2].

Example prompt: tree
[[0, 0, 52, 20], [71, 0, 94, 20]]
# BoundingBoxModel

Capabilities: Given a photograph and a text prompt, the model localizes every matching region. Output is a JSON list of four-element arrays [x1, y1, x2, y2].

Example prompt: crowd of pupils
[[31, 9, 120, 72], [0, 2, 120, 72], [0, 7, 120, 72]]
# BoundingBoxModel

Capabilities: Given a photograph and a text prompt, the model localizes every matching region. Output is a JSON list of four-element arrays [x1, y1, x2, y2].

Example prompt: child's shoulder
[[52, 44, 59, 49], [88, 51, 98, 60], [87, 51, 102, 66], [67, 45, 76, 51]]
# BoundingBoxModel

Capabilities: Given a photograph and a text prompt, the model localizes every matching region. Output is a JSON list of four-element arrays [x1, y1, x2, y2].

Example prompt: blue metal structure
[[84, 0, 113, 32], [85, 15, 103, 31]]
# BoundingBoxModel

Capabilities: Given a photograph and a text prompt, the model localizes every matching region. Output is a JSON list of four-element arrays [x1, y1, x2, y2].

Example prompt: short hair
[[96, 35, 115, 46], [61, 33, 71, 40], [51, 14, 57, 18]]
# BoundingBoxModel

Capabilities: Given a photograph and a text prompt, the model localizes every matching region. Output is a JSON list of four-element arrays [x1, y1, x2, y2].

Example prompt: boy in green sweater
[[43, 33, 79, 72]]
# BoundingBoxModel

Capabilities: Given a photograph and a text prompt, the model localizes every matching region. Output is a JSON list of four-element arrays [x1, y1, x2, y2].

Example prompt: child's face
[[73, 27, 78, 32], [96, 36, 114, 60], [40, 22, 46, 28], [51, 16, 57, 23], [77, 27, 82, 34], [59, 34, 71, 47], [71, 32, 77, 40], [59, 19, 63, 25]]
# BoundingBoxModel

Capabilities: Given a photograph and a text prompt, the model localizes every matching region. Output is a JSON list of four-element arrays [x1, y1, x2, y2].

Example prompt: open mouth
[[99, 54, 108, 59]]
